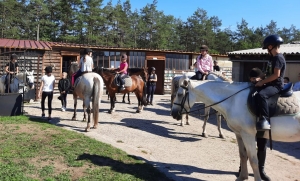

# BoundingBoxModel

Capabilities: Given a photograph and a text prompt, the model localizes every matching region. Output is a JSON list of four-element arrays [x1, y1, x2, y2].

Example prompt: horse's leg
[[122, 93, 126, 103], [235, 134, 249, 180], [82, 102, 87, 122], [134, 91, 142, 113], [108, 93, 116, 114], [127, 93, 131, 104], [72, 95, 77, 120], [202, 107, 210, 138], [240, 132, 262, 181], [185, 114, 189, 125], [85, 105, 91, 132], [217, 112, 225, 139]]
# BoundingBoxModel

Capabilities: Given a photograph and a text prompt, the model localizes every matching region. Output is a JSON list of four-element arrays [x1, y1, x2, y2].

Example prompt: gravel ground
[[24, 93, 300, 181]]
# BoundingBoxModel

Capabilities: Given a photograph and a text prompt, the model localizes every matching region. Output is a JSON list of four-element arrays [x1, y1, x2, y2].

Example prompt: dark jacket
[[58, 78, 70, 93]]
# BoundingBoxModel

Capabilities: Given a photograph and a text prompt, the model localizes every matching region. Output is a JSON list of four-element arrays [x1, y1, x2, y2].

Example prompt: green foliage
[[0, 0, 299, 52], [0, 116, 172, 181]]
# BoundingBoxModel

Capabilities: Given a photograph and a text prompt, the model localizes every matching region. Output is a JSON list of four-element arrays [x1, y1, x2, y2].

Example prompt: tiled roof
[[227, 44, 300, 55], [0, 38, 52, 50]]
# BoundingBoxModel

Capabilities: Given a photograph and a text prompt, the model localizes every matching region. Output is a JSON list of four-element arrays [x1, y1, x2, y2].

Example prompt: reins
[[175, 84, 252, 115]]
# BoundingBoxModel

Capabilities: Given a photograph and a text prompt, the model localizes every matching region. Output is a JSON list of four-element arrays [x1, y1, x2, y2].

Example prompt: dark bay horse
[[94, 67, 147, 113], [72, 72, 104, 132], [120, 67, 148, 104]]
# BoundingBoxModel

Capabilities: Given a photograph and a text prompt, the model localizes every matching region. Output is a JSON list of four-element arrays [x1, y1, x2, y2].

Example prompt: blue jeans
[[147, 84, 156, 103]]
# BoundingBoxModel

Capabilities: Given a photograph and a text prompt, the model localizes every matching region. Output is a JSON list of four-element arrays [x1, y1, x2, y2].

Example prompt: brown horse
[[94, 67, 147, 113], [119, 67, 148, 104]]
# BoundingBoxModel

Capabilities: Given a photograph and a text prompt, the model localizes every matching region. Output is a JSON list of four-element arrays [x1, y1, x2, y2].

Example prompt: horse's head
[[142, 67, 149, 82], [25, 70, 35, 89], [171, 76, 196, 120], [69, 62, 79, 76]]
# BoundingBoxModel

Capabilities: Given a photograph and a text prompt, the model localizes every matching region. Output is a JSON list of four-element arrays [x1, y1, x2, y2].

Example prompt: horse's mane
[[209, 72, 232, 82], [128, 68, 144, 74]]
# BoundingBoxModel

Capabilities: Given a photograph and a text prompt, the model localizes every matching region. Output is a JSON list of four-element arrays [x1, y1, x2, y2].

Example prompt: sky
[[102, 0, 300, 30]]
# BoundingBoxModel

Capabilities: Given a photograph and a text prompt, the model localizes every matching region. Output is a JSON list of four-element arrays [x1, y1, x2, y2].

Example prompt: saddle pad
[[276, 94, 300, 115], [124, 77, 132, 87], [74, 76, 82, 88]]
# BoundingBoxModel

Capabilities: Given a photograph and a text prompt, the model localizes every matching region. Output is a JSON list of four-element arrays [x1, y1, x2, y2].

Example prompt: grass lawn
[[0, 116, 173, 181]]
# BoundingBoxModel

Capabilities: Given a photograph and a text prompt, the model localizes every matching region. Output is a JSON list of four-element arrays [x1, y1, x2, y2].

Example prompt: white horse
[[171, 71, 230, 138], [171, 75, 300, 181], [72, 72, 104, 132], [0, 70, 35, 93]]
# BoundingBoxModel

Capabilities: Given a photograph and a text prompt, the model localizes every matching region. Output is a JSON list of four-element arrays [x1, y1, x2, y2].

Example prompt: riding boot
[[257, 150, 271, 181], [256, 97, 270, 131]]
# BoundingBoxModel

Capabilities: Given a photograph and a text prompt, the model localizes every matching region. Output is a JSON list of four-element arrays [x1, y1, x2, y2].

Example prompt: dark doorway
[[147, 60, 165, 95], [62, 56, 77, 74]]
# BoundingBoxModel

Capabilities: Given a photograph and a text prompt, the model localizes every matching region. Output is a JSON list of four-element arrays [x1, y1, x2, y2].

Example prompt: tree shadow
[[101, 118, 202, 142]]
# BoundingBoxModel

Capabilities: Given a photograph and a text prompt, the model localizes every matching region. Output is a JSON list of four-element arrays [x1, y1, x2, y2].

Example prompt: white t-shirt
[[80, 55, 93, 72], [41, 75, 55, 92]]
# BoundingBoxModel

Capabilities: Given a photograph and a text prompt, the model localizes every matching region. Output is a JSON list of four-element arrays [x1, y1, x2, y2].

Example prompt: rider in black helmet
[[251, 35, 285, 181], [255, 34, 285, 131], [146, 67, 157, 105]]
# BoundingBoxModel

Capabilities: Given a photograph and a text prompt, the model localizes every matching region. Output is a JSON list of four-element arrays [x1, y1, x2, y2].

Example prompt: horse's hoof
[[91, 126, 97, 129], [180, 123, 183, 126], [128, 102, 131, 104], [202, 133, 208, 138], [82, 118, 86, 122], [186, 122, 190, 125], [85, 128, 89, 132], [72, 117, 76, 121], [122, 100, 125, 103], [219, 134, 225, 139], [136, 110, 140, 113]]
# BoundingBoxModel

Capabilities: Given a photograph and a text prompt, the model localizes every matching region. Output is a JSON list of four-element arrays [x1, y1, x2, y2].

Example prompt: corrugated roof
[[227, 44, 300, 55], [0, 38, 52, 50]]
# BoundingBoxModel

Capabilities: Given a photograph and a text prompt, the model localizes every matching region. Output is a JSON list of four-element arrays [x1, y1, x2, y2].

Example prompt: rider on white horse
[[72, 48, 94, 87], [5, 54, 19, 93], [191, 45, 213, 80], [255, 35, 285, 131]]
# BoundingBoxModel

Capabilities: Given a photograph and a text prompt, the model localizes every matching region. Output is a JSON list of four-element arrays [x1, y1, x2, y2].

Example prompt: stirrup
[[256, 117, 271, 131]]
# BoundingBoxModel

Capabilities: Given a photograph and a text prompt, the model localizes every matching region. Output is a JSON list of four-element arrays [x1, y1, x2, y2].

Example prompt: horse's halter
[[173, 83, 191, 116]]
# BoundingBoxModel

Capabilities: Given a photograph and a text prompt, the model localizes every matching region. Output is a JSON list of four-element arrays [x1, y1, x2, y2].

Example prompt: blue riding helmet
[[262, 35, 283, 49]]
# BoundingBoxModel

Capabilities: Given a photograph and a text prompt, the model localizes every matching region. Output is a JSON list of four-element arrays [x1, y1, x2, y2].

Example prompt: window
[[129, 52, 145, 68], [166, 54, 189, 70]]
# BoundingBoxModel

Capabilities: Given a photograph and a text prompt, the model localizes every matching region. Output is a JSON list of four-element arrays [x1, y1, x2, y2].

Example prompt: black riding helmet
[[10, 54, 18, 60], [249, 68, 264, 78], [151, 67, 156, 71], [262, 35, 283, 49], [45, 66, 52, 74], [200, 45, 209, 51], [83, 48, 93, 54]]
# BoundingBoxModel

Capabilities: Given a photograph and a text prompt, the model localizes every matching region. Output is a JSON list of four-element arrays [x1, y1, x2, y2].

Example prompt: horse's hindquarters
[[266, 116, 300, 142]]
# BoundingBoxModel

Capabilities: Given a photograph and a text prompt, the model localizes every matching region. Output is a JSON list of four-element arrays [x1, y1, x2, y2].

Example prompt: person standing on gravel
[[38, 66, 55, 122]]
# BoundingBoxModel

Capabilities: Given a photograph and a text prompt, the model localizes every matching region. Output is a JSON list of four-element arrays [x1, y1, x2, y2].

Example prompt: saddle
[[247, 83, 299, 117], [113, 74, 132, 87]]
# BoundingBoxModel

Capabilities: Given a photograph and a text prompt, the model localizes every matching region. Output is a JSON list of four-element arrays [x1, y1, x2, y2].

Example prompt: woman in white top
[[38, 66, 55, 121], [72, 48, 94, 86]]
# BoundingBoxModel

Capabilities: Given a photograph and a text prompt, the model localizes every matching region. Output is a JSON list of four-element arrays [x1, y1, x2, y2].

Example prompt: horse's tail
[[92, 77, 101, 127], [142, 81, 147, 106]]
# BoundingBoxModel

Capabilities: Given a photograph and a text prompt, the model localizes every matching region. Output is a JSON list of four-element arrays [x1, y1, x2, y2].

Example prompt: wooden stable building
[[0, 38, 229, 94], [228, 43, 300, 83]]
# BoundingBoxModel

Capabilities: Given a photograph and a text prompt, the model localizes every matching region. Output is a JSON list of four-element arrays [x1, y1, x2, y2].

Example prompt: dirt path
[[24, 94, 300, 181]]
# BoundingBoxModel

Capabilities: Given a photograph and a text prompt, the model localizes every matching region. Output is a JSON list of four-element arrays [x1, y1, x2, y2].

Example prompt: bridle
[[173, 85, 191, 116], [173, 81, 252, 116]]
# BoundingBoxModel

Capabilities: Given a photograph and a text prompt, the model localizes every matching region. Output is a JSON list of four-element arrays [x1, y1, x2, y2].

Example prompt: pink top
[[119, 62, 128, 74], [196, 54, 213, 73]]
